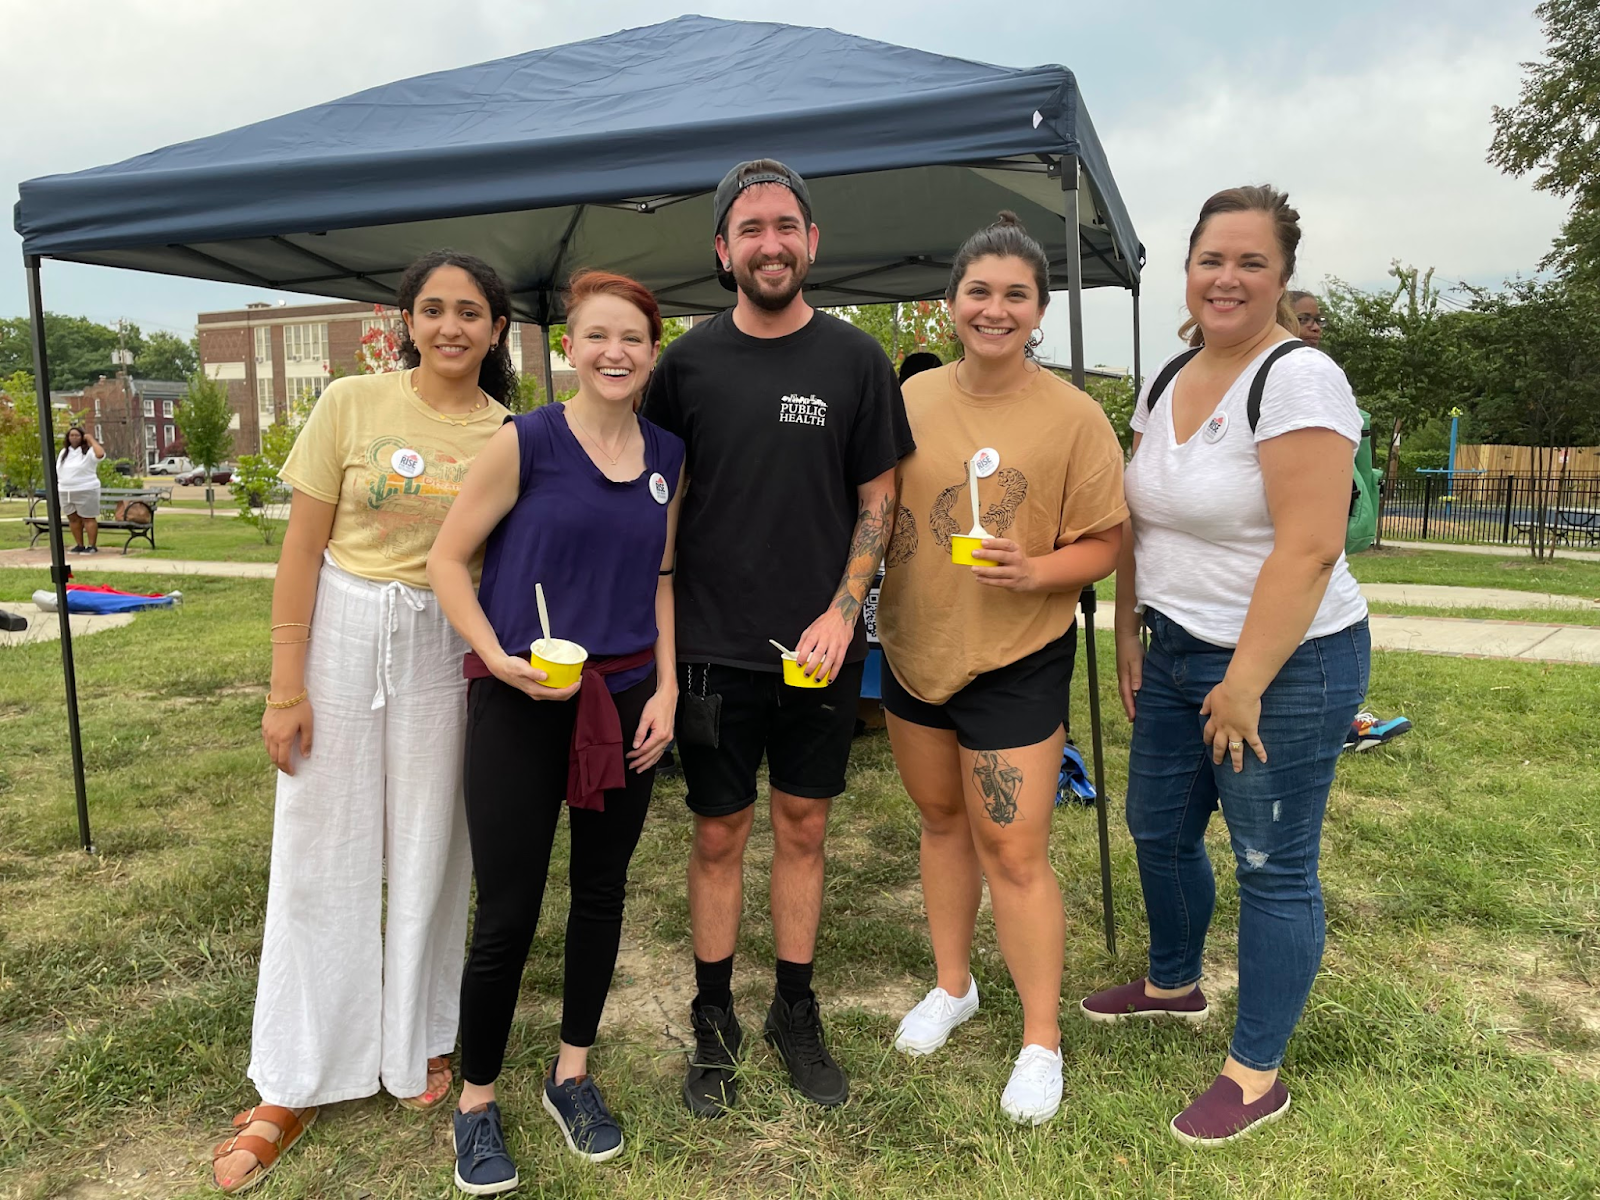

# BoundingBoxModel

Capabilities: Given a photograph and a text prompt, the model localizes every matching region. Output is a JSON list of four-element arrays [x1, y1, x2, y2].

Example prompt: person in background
[[898, 351, 942, 385], [210, 249, 513, 1194], [56, 425, 105, 553], [428, 270, 684, 1191], [875, 212, 1125, 1124], [1087, 186, 1370, 1146], [642, 158, 914, 1117], [1287, 290, 1411, 754]]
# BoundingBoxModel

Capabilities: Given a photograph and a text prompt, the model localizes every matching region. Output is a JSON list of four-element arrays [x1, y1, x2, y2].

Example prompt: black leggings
[[458, 671, 657, 1085]]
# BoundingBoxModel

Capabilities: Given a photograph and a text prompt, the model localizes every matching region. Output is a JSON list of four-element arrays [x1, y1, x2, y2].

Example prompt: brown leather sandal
[[211, 1104, 317, 1194], [396, 1055, 454, 1111]]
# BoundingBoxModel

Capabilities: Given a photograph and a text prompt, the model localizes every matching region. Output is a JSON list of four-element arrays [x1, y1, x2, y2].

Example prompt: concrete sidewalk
[[1361, 583, 1599, 611], [0, 547, 275, 579], [1368, 614, 1600, 664], [1381, 539, 1600, 563]]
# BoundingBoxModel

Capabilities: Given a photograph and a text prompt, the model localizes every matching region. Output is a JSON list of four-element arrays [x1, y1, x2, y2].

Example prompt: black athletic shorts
[[881, 624, 1077, 752], [675, 660, 865, 817]]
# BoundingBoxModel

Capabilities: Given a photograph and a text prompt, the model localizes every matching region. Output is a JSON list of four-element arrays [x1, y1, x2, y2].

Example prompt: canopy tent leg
[[541, 326, 557, 407], [1062, 160, 1116, 956], [1131, 287, 1142, 396], [25, 255, 94, 854]]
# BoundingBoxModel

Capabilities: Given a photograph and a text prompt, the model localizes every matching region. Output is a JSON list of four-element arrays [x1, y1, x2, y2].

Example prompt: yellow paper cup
[[530, 637, 588, 688], [951, 534, 988, 565], [782, 653, 830, 688]]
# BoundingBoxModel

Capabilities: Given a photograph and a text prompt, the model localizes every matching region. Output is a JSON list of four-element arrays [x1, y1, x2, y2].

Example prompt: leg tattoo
[[972, 752, 1023, 827]]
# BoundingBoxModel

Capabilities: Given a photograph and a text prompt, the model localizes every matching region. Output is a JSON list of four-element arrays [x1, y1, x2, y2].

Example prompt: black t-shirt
[[642, 309, 915, 671]]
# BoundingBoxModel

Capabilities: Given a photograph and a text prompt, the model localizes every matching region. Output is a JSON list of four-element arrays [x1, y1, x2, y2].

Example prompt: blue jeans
[[1125, 608, 1370, 1071]]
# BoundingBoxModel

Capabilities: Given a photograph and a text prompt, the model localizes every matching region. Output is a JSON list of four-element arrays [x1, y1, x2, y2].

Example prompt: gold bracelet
[[265, 689, 308, 709], [270, 636, 311, 645], [270, 622, 311, 631]]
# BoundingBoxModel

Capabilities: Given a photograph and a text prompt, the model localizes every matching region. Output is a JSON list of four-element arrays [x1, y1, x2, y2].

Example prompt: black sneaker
[[83, 546, 99, 554], [451, 1102, 518, 1196], [763, 994, 849, 1107], [683, 1004, 743, 1117], [541, 1062, 624, 1163]]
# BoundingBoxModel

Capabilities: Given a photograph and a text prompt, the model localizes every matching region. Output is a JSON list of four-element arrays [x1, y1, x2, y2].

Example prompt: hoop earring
[[1026, 328, 1045, 351]]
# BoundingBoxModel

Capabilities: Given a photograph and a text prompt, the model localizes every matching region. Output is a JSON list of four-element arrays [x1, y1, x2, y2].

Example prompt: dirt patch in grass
[[49, 1128, 209, 1200]]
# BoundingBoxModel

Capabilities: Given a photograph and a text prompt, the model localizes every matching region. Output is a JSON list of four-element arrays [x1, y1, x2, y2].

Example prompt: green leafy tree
[[233, 398, 309, 545], [1083, 374, 1137, 457], [176, 372, 236, 517], [134, 331, 198, 381], [1458, 275, 1600, 557], [1489, 0, 1600, 280], [1319, 263, 1467, 544], [839, 302, 961, 368], [0, 370, 43, 496], [0, 314, 142, 390]]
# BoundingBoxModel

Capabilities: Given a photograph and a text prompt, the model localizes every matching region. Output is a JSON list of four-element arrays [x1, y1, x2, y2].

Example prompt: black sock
[[693, 954, 734, 1013], [775, 959, 814, 1008]]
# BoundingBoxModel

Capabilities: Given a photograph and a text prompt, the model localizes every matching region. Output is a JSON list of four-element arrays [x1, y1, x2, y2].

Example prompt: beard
[[733, 253, 809, 312]]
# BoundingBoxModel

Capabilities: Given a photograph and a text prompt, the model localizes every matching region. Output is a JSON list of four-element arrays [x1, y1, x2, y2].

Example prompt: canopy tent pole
[[1062, 158, 1116, 956], [1131, 287, 1142, 395], [24, 254, 94, 854], [540, 324, 557, 407]]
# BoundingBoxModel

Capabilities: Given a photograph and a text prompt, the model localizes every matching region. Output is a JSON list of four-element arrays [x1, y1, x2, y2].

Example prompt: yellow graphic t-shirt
[[876, 362, 1128, 704], [279, 370, 509, 587]]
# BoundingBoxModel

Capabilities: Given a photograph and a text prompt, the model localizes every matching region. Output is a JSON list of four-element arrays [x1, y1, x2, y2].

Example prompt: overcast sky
[[1, 0, 1568, 374]]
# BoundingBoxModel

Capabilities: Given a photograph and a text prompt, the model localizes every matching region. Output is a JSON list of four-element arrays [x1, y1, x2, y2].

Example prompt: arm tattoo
[[972, 751, 1023, 826], [831, 488, 896, 623]]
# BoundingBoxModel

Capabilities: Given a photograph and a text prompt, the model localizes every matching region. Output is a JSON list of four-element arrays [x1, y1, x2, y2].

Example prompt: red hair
[[562, 269, 663, 345]]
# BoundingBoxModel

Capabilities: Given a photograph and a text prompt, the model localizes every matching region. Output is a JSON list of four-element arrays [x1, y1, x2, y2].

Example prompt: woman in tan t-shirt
[[875, 213, 1127, 1125], [210, 251, 513, 1193]]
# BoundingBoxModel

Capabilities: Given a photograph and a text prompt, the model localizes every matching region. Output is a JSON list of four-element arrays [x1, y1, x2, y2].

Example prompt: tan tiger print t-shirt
[[876, 362, 1127, 704]]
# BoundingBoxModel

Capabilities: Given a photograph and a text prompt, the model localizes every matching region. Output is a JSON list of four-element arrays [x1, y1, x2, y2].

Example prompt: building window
[[286, 376, 327, 406], [257, 376, 275, 427], [164, 423, 175, 444], [163, 400, 174, 417], [95, 423, 103, 441], [283, 322, 328, 365], [144, 425, 156, 448], [509, 323, 523, 362], [94, 398, 101, 416], [143, 397, 155, 417], [254, 325, 271, 364]]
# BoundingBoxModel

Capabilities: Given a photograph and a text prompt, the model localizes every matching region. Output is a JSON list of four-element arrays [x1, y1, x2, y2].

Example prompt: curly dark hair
[[395, 250, 518, 407]]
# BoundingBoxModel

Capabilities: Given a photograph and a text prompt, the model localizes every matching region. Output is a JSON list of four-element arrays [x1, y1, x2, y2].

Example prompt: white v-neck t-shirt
[[1126, 342, 1368, 648]]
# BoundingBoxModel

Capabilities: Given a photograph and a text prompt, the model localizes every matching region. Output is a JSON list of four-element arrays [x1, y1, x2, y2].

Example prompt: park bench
[[1511, 509, 1600, 547], [24, 486, 174, 554]]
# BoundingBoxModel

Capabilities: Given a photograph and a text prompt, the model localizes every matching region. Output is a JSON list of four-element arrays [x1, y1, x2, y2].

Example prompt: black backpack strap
[[1142, 347, 1202, 416], [1245, 339, 1307, 432]]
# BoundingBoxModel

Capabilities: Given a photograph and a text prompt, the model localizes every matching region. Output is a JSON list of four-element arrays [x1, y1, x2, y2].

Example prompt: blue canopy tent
[[16, 15, 1142, 948]]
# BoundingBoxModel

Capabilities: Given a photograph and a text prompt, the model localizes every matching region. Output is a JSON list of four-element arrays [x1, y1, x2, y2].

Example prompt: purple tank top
[[477, 404, 685, 694]]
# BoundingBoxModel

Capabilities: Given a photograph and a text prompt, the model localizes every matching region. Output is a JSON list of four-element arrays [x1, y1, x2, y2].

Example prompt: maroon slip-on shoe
[[1080, 978, 1209, 1025], [1170, 1074, 1291, 1146]]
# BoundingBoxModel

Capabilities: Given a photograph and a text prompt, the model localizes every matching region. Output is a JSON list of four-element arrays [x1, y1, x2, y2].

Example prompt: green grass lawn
[[1350, 547, 1600, 597], [0, 512, 282, 562], [1, 572, 1596, 1198]]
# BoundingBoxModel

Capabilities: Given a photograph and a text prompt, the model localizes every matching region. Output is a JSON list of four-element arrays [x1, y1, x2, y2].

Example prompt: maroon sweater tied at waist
[[463, 647, 656, 811]]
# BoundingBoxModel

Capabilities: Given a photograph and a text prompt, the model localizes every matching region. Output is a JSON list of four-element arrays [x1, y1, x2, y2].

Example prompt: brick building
[[197, 300, 562, 456], [54, 376, 189, 471]]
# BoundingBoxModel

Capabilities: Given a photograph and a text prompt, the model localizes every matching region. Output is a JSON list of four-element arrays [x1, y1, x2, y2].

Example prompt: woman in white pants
[[211, 250, 514, 1193]]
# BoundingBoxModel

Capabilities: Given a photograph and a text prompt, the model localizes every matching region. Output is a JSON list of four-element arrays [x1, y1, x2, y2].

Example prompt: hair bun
[[994, 210, 1021, 227]]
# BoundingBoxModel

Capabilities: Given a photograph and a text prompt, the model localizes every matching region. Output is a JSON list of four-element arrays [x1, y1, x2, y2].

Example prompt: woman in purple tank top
[[428, 271, 684, 1184]]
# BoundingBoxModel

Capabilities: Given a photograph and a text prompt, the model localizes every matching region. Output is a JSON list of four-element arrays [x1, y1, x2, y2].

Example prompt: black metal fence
[[1379, 472, 1600, 547]]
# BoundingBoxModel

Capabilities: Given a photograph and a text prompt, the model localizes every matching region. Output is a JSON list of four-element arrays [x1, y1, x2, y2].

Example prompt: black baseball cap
[[713, 160, 813, 292]]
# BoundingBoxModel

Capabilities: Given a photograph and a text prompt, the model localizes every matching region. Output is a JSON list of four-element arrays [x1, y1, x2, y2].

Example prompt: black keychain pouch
[[677, 663, 722, 748]]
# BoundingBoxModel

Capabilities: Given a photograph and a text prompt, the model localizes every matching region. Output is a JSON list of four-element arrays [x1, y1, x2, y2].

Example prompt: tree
[[1489, 0, 1600, 279], [1319, 263, 1468, 544], [357, 307, 402, 375], [1083, 374, 1136, 458], [0, 371, 43, 496], [1458, 275, 1600, 557], [839, 302, 961, 369], [0, 314, 142, 391], [233, 397, 309, 545], [176, 371, 236, 517], [134, 331, 198, 381]]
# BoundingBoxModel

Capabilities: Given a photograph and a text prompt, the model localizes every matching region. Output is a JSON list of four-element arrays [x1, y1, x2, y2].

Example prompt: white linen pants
[[247, 556, 472, 1107]]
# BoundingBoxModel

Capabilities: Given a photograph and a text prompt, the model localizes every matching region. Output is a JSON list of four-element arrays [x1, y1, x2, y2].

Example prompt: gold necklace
[[410, 370, 488, 425], [566, 403, 633, 466]]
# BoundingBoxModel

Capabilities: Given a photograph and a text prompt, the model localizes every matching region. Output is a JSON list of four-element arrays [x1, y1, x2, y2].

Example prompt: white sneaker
[[1000, 1043, 1063, 1125], [893, 977, 979, 1056]]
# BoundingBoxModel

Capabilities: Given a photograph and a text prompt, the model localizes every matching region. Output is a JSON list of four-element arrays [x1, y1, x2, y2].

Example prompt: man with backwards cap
[[643, 159, 914, 1115]]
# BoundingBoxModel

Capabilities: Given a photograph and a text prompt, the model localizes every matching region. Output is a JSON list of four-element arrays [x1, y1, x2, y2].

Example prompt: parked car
[[149, 455, 192, 475], [176, 463, 234, 486]]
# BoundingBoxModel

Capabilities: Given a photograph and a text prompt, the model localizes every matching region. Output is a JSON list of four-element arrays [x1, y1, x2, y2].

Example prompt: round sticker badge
[[973, 447, 1000, 478], [1201, 413, 1228, 445], [649, 472, 670, 505], [391, 447, 425, 478]]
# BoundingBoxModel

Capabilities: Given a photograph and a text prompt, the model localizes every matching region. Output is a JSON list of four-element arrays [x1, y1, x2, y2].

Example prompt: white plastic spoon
[[536, 583, 552, 644], [768, 637, 795, 657], [965, 454, 988, 540]]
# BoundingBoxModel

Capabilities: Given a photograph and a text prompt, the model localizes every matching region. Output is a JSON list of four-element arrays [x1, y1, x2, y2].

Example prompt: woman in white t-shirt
[[56, 426, 106, 553], [1080, 186, 1370, 1147]]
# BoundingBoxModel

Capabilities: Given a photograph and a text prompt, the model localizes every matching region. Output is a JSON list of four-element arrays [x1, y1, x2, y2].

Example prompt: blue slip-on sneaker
[[1056, 738, 1096, 808], [542, 1063, 625, 1163], [451, 1102, 519, 1196]]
